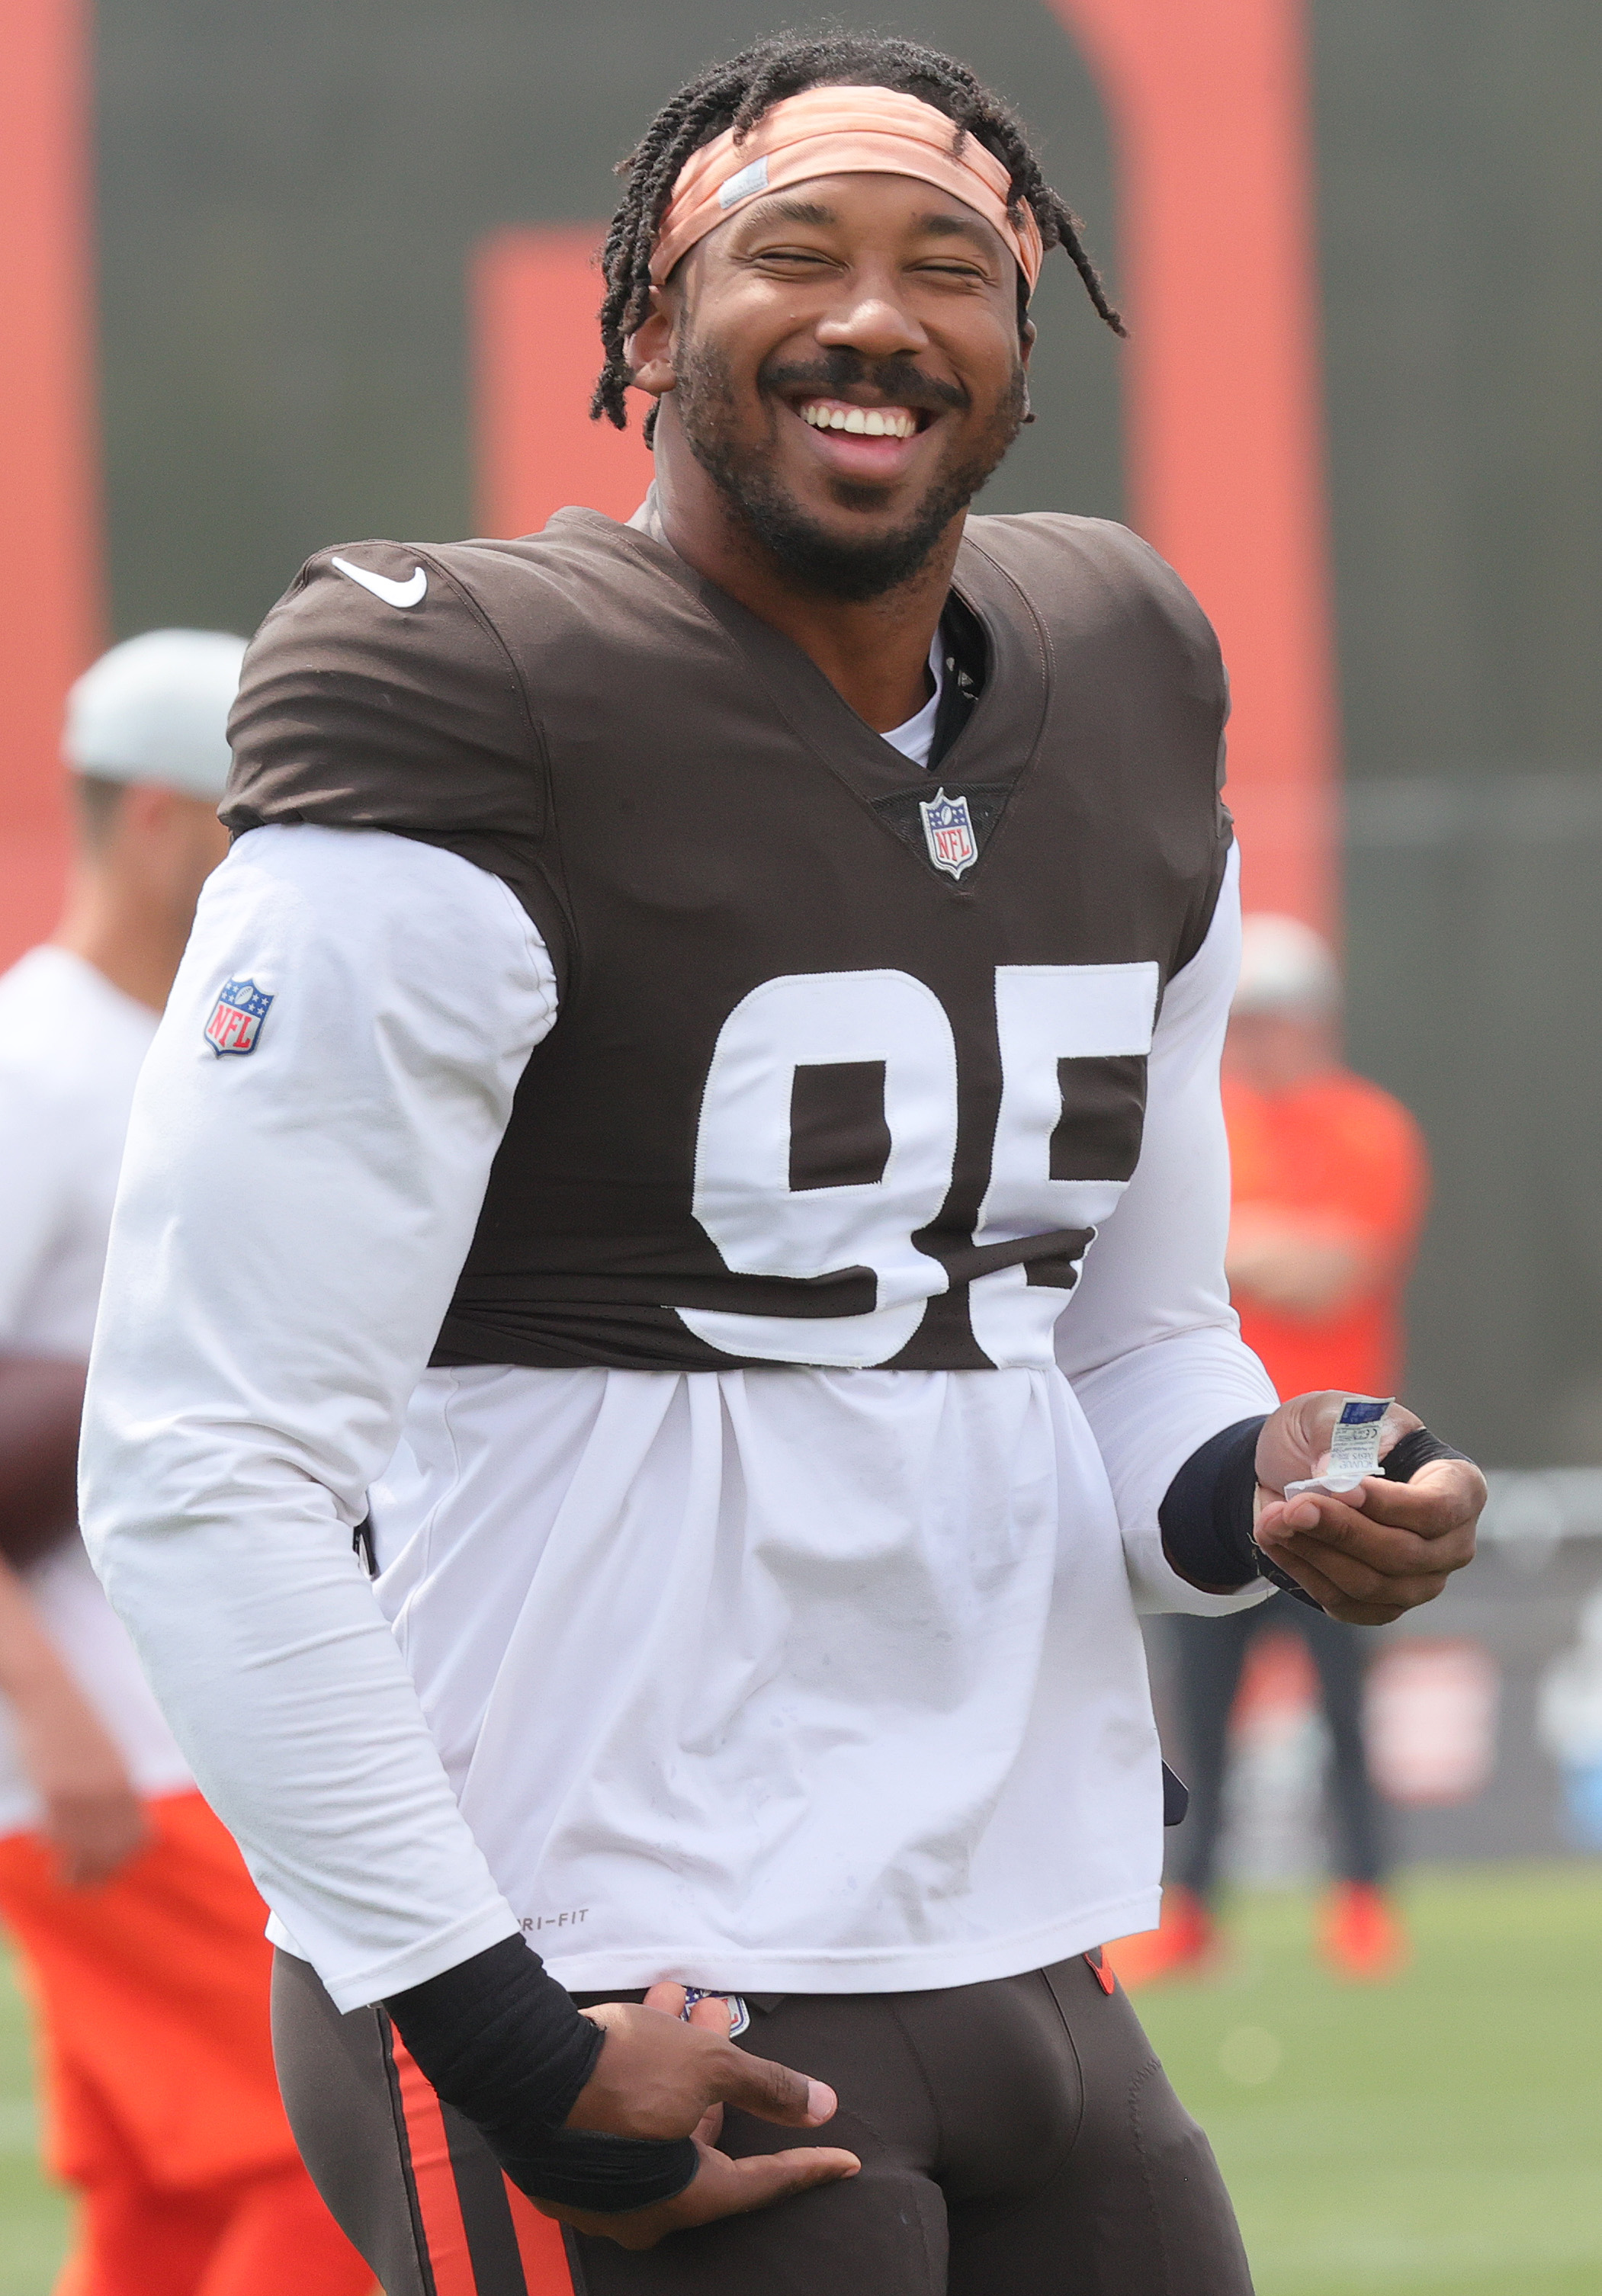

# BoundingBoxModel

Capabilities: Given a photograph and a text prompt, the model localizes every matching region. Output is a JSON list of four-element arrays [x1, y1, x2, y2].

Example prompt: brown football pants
[[271, 1948, 1254, 2295]]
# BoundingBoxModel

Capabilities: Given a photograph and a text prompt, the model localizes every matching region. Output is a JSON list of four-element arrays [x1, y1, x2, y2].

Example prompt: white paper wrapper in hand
[[1283, 1396, 1395, 1500]]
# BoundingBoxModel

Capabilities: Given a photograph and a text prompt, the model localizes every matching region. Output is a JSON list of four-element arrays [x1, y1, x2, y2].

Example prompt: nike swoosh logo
[[331, 555, 427, 608]]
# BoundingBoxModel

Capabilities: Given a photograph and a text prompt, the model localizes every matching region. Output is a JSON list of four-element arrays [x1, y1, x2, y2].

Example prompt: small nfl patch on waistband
[[680, 1988, 751, 2038], [918, 787, 978, 879], [204, 976, 273, 1057]]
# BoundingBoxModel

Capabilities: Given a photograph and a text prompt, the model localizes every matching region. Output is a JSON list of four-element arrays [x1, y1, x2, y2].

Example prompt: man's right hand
[[14, 1674, 149, 1886], [542, 1983, 859, 2250], [0, 1552, 149, 1886]]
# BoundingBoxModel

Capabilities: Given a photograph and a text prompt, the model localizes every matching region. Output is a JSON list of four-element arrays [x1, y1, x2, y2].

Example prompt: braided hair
[[592, 30, 1125, 436]]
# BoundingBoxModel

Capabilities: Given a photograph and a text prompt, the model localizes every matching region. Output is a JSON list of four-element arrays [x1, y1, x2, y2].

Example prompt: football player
[[81, 33, 1483, 2296], [0, 632, 372, 2296]]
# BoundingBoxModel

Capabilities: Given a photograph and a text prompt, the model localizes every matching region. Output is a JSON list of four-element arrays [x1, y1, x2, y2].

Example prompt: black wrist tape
[[1159, 1416, 1266, 1591], [385, 1936, 698, 2215], [1250, 1545, 1325, 1609], [1381, 1426, 1471, 1482], [474, 2121, 701, 2215]]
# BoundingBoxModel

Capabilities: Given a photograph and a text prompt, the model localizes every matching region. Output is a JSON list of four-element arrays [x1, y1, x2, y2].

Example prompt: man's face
[[108, 782, 230, 928], [653, 171, 1031, 599]]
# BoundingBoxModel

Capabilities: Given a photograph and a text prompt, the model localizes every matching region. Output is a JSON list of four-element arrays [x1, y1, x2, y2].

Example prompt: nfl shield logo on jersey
[[204, 976, 273, 1057], [918, 787, 978, 880]]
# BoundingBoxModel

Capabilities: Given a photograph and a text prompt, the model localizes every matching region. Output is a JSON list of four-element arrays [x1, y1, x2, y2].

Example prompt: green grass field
[[1137, 1864, 1602, 2294], [0, 1954, 68, 2296], [2, 1864, 1599, 2293]]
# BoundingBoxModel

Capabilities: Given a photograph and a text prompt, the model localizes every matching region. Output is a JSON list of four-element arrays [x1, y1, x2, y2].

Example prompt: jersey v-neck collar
[[558, 507, 1051, 883], [881, 629, 947, 768]]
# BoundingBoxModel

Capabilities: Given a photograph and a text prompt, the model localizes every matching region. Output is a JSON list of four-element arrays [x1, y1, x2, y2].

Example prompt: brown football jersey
[[225, 510, 1231, 1373]]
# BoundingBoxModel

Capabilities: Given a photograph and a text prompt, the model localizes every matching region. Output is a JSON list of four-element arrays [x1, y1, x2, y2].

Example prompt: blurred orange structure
[[2, 0, 1340, 971], [1050, 0, 1340, 932], [474, 226, 654, 550], [0, 0, 100, 971]]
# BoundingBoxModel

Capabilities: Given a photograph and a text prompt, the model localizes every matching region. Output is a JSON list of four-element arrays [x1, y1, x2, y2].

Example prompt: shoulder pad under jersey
[[224, 540, 543, 845]]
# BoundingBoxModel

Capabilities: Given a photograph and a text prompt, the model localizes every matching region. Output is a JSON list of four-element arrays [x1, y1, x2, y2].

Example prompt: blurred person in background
[[1119, 914, 1430, 1987], [0, 633, 372, 2296]]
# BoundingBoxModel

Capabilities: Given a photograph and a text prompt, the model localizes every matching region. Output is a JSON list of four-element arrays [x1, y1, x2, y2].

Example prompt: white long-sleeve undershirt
[[82, 826, 1270, 2012]]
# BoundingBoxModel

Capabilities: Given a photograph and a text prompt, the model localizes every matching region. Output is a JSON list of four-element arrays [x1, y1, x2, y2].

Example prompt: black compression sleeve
[[386, 1936, 602, 2128], [1158, 1416, 1266, 1592], [384, 1936, 698, 2214], [1160, 1413, 1324, 1608]]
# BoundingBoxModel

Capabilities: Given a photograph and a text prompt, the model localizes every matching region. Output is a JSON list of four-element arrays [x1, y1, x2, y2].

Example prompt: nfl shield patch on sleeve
[[204, 976, 273, 1057]]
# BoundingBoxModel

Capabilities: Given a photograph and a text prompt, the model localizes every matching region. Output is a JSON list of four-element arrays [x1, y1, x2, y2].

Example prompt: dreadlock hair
[[592, 30, 1125, 440]]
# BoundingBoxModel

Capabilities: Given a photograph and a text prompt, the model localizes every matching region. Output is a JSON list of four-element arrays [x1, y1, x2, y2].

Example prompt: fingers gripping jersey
[[226, 513, 1231, 1373]]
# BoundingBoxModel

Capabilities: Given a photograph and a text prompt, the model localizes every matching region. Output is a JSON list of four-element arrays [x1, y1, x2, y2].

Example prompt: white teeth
[[799, 403, 917, 438]]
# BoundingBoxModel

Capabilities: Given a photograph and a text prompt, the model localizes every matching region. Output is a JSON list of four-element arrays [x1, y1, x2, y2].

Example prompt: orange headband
[[649, 85, 1045, 293]]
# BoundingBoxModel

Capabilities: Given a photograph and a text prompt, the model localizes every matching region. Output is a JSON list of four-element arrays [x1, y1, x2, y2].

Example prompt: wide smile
[[784, 393, 942, 481]]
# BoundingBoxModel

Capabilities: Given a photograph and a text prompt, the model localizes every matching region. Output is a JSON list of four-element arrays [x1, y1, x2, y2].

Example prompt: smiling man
[[80, 32, 1482, 2296]]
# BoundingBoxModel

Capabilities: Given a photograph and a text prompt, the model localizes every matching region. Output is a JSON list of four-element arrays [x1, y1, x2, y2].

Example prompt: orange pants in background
[[0, 1788, 374, 2296]]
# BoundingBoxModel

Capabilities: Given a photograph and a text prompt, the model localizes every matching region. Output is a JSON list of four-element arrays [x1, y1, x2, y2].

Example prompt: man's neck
[[645, 436, 960, 734], [51, 868, 184, 1015]]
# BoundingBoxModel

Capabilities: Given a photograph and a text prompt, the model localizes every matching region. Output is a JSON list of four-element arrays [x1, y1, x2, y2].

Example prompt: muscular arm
[[1055, 852, 1479, 1618], [1055, 846, 1279, 1614], [82, 822, 856, 2233], [82, 825, 558, 2004]]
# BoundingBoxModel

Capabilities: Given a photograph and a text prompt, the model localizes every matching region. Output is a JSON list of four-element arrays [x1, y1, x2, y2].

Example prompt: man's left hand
[[1252, 1394, 1484, 1624]]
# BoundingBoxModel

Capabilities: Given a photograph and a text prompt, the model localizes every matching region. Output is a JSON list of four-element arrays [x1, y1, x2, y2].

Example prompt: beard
[[670, 339, 1027, 603]]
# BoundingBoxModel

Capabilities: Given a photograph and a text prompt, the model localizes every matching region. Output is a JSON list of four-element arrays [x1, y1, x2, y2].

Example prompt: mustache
[[759, 351, 968, 418]]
